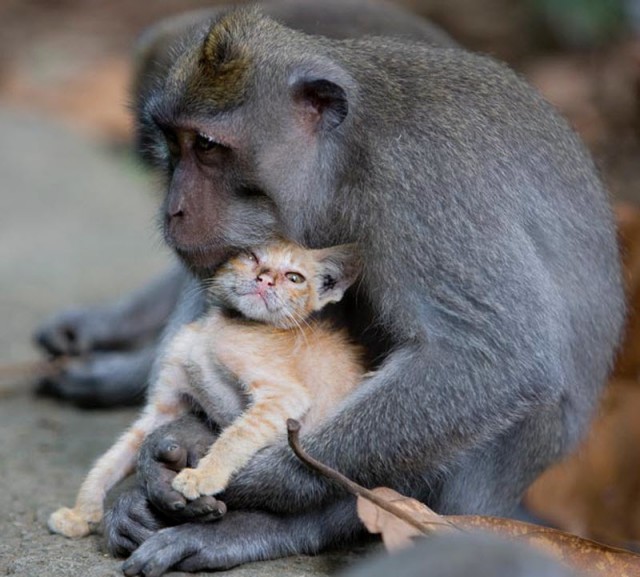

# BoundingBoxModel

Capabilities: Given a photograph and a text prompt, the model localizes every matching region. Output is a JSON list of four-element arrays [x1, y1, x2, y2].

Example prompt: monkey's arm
[[33, 264, 188, 407]]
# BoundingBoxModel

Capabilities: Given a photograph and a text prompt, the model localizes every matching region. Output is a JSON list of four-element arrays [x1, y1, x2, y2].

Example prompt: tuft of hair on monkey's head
[[196, 8, 268, 110]]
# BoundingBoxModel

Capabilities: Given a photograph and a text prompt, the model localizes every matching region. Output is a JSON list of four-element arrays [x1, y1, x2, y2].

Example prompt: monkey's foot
[[48, 507, 94, 538], [172, 468, 226, 500]]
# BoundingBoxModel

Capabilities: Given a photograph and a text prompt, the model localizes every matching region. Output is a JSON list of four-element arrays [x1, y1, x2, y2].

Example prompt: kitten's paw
[[48, 507, 93, 538], [172, 468, 225, 500], [172, 469, 204, 500]]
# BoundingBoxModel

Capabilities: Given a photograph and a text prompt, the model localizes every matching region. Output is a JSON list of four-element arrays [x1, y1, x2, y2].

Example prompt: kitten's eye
[[285, 272, 305, 284], [246, 251, 258, 263]]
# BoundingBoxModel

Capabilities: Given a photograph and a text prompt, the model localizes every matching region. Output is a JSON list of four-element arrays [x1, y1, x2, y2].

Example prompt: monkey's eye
[[194, 133, 227, 165], [285, 272, 306, 284], [195, 133, 223, 153]]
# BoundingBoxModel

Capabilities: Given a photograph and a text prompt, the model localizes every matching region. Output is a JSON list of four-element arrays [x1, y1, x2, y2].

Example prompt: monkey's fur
[[39, 0, 623, 574]]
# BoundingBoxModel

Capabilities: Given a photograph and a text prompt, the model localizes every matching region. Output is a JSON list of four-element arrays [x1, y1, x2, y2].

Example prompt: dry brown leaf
[[357, 487, 640, 577], [451, 515, 640, 577], [357, 487, 455, 550]]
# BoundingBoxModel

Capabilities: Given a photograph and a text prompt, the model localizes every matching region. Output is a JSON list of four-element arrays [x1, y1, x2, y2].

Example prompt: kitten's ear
[[313, 244, 362, 308]]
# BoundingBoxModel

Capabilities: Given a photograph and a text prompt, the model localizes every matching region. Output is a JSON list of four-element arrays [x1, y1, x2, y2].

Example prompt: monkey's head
[[136, 9, 357, 277]]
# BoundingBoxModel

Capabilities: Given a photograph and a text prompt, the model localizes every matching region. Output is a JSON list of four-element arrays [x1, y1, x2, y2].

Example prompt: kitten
[[48, 241, 365, 538]]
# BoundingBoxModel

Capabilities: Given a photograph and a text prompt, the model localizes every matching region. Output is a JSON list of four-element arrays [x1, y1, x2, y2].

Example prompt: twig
[[0, 357, 69, 382], [286, 418, 454, 535]]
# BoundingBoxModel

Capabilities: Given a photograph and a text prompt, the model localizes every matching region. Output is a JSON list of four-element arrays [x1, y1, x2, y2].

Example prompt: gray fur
[[35, 264, 188, 407]]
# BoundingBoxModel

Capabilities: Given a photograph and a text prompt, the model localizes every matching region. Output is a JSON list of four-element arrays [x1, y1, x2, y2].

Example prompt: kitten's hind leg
[[48, 364, 188, 538]]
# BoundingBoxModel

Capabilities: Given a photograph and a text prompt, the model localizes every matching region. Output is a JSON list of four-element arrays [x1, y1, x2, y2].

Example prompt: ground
[[0, 109, 363, 577]]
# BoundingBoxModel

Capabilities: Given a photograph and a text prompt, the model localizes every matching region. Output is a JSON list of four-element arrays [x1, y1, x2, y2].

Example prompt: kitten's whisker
[[290, 309, 314, 334], [182, 281, 207, 305], [286, 311, 309, 346], [269, 292, 311, 334]]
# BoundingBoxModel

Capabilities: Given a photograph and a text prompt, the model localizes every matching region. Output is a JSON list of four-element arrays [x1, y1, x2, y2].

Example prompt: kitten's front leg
[[172, 381, 311, 500], [48, 363, 188, 538]]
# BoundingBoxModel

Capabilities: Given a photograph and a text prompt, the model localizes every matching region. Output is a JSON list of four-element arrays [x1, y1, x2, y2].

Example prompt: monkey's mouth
[[175, 244, 234, 276]]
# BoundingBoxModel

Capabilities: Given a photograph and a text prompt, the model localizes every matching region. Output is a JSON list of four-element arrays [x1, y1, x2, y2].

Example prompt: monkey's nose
[[167, 196, 185, 219], [169, 206, 184, 218]]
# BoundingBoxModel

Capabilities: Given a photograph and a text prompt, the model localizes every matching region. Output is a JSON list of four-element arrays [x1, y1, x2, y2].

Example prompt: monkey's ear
[[313, 244, 362, 307], [291, 76, 349, 131]]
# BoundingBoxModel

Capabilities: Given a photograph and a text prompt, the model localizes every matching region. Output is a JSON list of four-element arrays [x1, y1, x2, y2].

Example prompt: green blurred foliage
[[531, 0, 628, 46]]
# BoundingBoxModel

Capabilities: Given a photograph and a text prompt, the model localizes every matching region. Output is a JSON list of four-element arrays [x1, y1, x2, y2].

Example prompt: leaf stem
[[286, 418, 445, 535]]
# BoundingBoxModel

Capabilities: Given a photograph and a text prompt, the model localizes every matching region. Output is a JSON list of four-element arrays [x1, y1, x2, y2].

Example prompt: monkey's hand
[[35, 306, 124, 357], [36, 348, 153, 408], [104, 485, 174, 558], [137, 414, 227, 521], [120, 510, 300, 577]]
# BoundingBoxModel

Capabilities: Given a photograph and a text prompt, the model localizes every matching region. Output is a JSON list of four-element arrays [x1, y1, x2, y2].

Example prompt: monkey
[[77, 4, 624, 575], [34, 0, 455, 408]]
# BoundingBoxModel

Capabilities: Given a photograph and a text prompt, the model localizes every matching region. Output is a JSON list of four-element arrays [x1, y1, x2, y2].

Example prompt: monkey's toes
[[48, 507, 92, 538]]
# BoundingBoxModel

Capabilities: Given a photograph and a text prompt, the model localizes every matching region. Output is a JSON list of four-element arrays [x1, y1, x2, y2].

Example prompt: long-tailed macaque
[[38, 1, 624, 575]]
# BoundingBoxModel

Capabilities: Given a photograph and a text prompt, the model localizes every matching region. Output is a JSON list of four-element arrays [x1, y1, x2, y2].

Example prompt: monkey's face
[[155, 121, 281, 275], [136, 14, 352, 277]]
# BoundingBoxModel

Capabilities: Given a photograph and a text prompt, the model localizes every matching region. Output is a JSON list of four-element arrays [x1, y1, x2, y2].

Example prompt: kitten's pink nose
[[256, 273, 275, 287]]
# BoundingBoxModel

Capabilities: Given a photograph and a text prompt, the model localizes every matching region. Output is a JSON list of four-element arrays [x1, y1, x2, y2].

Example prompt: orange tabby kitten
[[48, 241, 365, 538]]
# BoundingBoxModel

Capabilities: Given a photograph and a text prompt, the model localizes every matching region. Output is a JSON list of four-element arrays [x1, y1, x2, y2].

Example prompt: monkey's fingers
[[33, 308, 98, 356], [146, 468, 225, 521], [104, 485, 167, 557], [35, 351, 148, 408], [155, 438, 189, 472]]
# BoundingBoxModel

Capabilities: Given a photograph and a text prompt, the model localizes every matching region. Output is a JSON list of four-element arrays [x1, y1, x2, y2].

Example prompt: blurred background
[[1, 0, 638, 196], [1, 0, 640, 574]]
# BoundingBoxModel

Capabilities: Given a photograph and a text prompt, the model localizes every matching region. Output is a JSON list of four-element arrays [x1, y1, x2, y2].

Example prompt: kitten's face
[[211, 243, 326, 328], [210, 241, 360, 329]]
